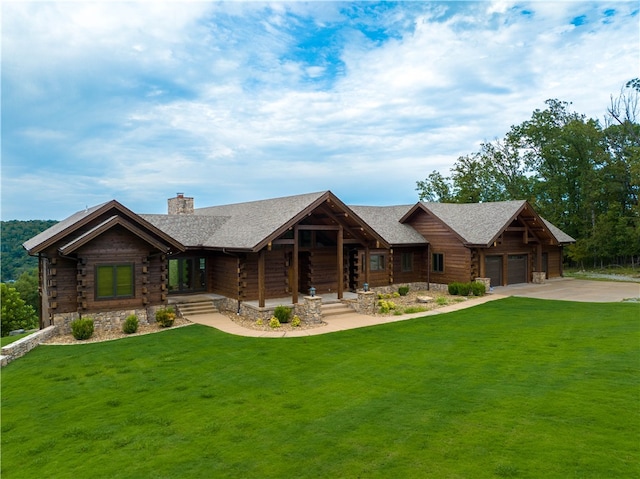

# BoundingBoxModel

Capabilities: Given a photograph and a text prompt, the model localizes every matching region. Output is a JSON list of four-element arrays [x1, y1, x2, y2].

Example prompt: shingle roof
[[144, 192, 340, 250], [541, 217, 576, 244], [348, 205, 428, 245], [22, 202, 110, 253], [414, 200, 574, 246]]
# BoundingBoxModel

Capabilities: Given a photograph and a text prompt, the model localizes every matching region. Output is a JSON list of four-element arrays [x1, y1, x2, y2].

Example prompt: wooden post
[[364, 246, 370, 286], [479, 249, 485, 278], [293, 226, 299, 304], [258, 249, 266, 308], [502, 253, 508, 286], [337, 225, 343, 299], [536, 243, 543, 271]]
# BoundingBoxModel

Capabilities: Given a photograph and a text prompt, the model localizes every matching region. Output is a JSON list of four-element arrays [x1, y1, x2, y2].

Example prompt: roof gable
[[401, 200, 568, 246], [23, 200, 185, 255], [154, 191, 389, 251]]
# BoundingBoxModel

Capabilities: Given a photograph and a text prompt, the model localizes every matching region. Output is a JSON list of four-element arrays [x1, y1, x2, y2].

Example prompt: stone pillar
[[356, 291, 377, 315], [475, 277, 491, 292], [532, 272, 546, 284], [303, 296, 323, 323]]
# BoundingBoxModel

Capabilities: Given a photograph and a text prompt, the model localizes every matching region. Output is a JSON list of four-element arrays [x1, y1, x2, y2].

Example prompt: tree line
[[416, 80, 639, 268], [1, 220, 57, 334]]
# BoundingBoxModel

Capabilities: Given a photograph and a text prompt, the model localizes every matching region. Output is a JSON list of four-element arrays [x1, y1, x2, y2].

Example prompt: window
[[432, 253, 444, 273], [370, 254, 386, 272], [96, 264, 134, 299], [401, 253, 414, 272]]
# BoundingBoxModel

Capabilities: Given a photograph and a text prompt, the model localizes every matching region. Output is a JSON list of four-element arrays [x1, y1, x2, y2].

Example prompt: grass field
[[2, 297, 638, 478]]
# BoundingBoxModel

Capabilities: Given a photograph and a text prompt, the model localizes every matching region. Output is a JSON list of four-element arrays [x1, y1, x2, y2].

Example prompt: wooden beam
[[258, 250, 265, 308], [297, 224, 340, 231], [364, 246, 370, 285], [337, 225, 344, 299], [292, 226, 299, 304]]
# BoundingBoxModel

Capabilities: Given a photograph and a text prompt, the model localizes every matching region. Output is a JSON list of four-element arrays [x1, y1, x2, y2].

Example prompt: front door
[[169, 257, 206, 293]]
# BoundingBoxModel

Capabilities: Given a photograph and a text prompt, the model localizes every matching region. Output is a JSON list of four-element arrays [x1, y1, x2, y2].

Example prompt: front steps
[[175, 300, 218, 317], [321, 302, 354, 319]]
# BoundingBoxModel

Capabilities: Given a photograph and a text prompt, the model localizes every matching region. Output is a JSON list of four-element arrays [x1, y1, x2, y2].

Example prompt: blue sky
[[2, 1, 638, 220]]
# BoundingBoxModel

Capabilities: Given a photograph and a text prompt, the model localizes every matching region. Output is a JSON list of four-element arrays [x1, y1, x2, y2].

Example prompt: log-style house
[[24, 191, 574, 330]]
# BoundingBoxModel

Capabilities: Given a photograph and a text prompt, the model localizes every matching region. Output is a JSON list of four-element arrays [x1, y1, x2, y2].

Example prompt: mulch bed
[[44, 290, 470, 343]]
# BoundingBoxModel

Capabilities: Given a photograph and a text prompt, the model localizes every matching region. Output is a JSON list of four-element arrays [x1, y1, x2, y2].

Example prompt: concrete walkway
[[185, 277, 638, 338], [185, 293, 505, 338], [187, 278, 640, 338]]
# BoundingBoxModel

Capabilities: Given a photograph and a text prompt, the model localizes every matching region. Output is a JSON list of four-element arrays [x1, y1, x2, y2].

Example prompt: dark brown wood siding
[[210, 253, 240, 299], [391, 246, 428, 284], [307, 248, 339, 294], [75, 227, 165, 312], [407, 212, 471, 284], [543, 246, 563, 278]]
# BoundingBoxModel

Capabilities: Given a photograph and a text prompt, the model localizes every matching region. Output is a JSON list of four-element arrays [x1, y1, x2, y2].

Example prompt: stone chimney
[[168, 193, 194, 215]]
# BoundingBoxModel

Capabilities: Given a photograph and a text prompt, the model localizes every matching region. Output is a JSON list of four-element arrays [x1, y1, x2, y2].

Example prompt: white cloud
[[2, 1, 638, 219]]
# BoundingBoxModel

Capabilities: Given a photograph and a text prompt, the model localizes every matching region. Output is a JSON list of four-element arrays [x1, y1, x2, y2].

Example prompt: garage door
[[507, 255, 527, 284], [485, 256, 502, 287]]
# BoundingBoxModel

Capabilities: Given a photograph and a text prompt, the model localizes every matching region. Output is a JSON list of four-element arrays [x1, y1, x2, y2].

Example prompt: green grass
[[2, 298, 638, 478], [1, 332, 32, 347]]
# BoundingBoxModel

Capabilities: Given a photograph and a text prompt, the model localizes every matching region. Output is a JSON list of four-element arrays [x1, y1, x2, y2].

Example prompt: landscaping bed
[[43, 316, 192, 345]]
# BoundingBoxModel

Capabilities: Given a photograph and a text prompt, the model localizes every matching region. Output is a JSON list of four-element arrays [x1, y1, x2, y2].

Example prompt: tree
[[416, 85, 640, 267], [1, 283, 37, 336], [416, 170, 453, 202], [14, 268, 40, 315]]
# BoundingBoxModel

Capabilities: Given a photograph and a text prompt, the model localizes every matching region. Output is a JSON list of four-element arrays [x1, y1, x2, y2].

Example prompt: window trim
[[95, 263, 135, 300], [369, 253, 386, 272], [432, 253, 445, 273]]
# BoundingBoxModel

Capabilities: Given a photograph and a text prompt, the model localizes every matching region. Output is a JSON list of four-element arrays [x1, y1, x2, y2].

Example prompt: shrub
[[269, 317, 281, 329], [273, 305, 292, 324], [291, 315, 301, 327], [256, 318, 263, 326], [122, 314, 139, 334], [398, 285, 410, 296], [378, 300, 397, 314], [458, 282, 473, 296], [471, 281, 486, 296], [448, 282, 474, 296], [71, 317, 94, 340], [155, 308, 176, 328]]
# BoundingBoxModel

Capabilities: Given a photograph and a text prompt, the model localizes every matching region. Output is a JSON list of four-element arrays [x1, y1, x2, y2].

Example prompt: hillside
[[1, 220, 58, 282]]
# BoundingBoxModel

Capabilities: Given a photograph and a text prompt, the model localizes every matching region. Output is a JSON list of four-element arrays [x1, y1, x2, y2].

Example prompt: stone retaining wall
[[1, 326, 57, 367], [52, 306, 165, 336]]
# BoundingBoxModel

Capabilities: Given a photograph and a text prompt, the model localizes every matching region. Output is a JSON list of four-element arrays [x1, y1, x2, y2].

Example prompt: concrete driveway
[[492, 277, 639, 302]]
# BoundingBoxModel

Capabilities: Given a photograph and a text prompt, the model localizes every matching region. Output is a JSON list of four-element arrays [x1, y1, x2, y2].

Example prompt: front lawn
[[2, 298, 638, 478]]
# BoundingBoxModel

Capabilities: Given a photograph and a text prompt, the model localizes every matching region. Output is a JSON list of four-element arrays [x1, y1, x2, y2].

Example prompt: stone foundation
[[52, 306, 164, 336]]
